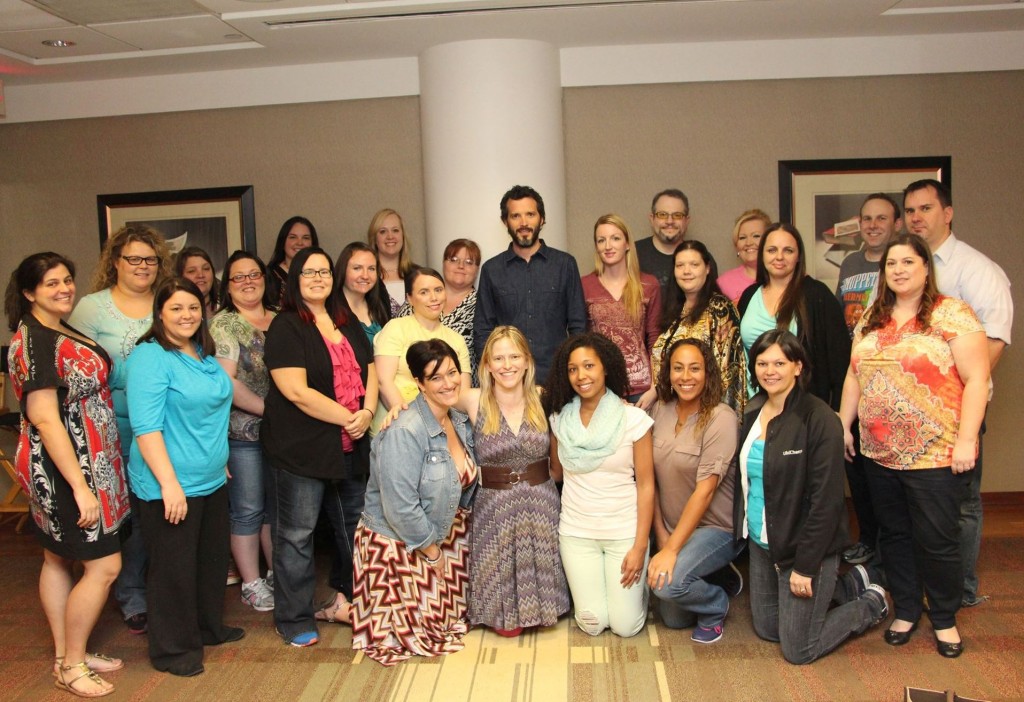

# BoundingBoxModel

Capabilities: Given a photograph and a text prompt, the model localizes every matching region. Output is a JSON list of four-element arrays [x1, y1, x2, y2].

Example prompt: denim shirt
[[361, 393, 477, 551]]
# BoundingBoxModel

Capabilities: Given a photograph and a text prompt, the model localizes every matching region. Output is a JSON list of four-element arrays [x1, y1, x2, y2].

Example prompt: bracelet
[[362, 407, 376, 417], [422, 550, 442, 565]]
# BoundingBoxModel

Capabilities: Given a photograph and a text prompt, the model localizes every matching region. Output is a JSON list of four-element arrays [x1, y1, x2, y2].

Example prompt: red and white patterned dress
[[8, 315, 130, 559], [351, 455, 477, 666]]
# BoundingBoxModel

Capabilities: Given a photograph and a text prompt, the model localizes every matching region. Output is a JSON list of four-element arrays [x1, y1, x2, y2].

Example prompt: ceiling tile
[[0, 25, 137, 59], [94, 15, 254, 50]]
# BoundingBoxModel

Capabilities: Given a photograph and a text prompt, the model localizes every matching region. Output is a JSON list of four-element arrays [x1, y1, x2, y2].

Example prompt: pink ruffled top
[[322, 334, 365, 453]]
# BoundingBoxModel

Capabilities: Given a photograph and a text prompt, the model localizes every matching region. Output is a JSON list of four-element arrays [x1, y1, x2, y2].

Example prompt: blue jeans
[[748, 543, 880, 665], [652, 527, 743, 629], [268, 457, 366, 641], [960, 433, 983, 602], [115, 461, 148, 619], [227, 440, 271, 536], [560, 534, 648, 638]]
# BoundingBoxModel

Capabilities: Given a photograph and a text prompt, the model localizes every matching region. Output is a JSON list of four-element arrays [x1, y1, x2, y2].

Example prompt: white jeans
[[559, 534, 648, 637]]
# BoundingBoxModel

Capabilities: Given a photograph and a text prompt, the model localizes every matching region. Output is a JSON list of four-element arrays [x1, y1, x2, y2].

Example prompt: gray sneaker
[[265, 569, 274, 591], [863, 584, 889, 626], [241, 578, 275, 612]]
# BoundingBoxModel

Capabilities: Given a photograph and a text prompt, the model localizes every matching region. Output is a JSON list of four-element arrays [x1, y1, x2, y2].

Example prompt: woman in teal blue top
[[126, 278, 242, 677]]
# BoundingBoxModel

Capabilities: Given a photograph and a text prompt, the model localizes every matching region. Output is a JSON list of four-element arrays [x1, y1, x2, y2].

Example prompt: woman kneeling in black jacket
[[735, 329, 886, 664]]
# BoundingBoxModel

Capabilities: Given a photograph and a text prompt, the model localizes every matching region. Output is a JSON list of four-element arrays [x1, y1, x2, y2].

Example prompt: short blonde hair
[[731, 209, 772, 248]]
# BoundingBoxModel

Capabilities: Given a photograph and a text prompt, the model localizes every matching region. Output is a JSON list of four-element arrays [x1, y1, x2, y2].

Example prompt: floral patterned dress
[[8, 315, 130, 559]]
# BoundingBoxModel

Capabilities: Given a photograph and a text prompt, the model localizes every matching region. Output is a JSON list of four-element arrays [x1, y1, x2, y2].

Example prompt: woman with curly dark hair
[[544, 332, 654, 638], [646, 338, 743, 644], [640, 241, 745, 414], [839, 234, 988, 658]]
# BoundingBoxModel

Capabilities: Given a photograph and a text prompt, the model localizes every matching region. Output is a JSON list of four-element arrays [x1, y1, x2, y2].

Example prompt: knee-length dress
[[469, 413, 569, 629], [7, 316, 130, 560]]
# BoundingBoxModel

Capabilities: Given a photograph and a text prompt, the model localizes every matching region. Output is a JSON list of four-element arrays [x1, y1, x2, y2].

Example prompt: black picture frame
[[97, 185, 256, 273], [777, 156, 951, 288]]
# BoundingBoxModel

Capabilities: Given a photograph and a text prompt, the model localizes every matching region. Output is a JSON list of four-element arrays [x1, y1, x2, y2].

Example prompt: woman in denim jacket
[[351, 339, 478, 666]]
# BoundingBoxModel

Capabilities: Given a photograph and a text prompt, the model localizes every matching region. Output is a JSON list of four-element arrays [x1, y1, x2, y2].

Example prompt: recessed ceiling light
[[224, 33, 244, 40], [42, 39, 76, 48]]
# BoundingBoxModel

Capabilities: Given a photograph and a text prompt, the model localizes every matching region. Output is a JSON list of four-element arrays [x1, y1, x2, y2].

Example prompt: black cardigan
[[261, 310, 372, 480], [738, 276, 850, 410], [733, 386, 849, 576]]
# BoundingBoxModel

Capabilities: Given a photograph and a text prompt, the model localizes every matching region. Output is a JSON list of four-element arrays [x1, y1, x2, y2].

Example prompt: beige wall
[[2, 70, 1020, 489]]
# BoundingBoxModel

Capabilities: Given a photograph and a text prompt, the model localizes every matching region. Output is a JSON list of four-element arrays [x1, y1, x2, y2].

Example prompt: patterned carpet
[[2, 515, 1022, 702]]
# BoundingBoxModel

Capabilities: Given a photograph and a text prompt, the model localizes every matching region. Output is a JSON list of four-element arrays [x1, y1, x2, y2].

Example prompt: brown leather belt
[[480, 459, 550, 490]]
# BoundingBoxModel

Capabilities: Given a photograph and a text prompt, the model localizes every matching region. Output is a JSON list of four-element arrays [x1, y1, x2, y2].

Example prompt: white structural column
[[418, 39, 566, 267]]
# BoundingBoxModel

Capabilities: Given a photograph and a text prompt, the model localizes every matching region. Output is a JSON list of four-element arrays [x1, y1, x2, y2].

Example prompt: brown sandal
[[54, 662, 113, 698], [313, 593, 351, 624]]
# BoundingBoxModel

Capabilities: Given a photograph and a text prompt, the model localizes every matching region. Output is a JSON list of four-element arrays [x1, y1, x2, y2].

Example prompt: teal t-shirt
[[126, 341, 231, 501], [746, 439, 768, 548]]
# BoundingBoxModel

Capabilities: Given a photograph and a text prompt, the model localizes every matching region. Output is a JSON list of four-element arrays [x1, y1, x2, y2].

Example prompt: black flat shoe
[[935, 635, 964, 658], [884, 621, 919, 646]]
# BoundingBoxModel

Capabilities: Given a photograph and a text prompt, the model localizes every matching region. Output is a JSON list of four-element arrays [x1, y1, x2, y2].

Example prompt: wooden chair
[[0, 346, 29, 533]]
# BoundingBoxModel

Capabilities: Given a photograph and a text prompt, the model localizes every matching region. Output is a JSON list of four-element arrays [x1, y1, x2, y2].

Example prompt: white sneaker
[[265, 569, 274, 591], [241, 578, 275, 612]]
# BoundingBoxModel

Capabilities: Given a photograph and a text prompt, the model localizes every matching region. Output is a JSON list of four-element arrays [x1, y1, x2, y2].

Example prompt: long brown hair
[[862, 233, 940, 334], [755, 223, 807, 335]]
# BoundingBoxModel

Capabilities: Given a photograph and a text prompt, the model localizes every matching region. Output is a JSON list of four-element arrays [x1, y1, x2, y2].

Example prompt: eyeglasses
[[653, 211, 688, 221], [120, 255, 161, 266], [228, 271, 264, 283], [445, 256, 479, 267], [299, 268, 333, 279]]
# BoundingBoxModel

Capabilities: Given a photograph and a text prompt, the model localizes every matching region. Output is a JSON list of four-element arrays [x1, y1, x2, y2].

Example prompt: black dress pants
[[139, 485, 233, 675]]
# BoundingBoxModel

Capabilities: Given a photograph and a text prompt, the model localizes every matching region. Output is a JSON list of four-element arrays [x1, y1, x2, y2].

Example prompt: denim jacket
[[361, 393, 477, 551]]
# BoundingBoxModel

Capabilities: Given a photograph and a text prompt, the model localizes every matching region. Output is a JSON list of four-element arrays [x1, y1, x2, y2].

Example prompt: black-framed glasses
[[228, 271, 264, 283], [445, 256, 479, 267], [653, 211, 688, 221], [299, 268, 333, 279], [120, 255, 161, 266]]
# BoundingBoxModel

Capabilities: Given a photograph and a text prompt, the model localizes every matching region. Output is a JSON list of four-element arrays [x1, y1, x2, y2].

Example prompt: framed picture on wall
[[97, 185, 256, 274], [778, 156, 951, 292]]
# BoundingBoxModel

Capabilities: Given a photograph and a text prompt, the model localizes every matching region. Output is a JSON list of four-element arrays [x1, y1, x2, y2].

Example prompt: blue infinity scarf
[[552, 389, 626, 474]]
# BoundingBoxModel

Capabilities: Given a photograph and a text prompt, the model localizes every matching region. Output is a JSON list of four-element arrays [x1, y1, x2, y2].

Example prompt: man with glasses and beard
[[636, 188, 691, 315], [475, 185, 586, 383]]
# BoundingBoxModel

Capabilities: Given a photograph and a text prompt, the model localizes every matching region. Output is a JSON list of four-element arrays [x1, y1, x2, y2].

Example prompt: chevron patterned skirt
[[351, 509, 470, 666]]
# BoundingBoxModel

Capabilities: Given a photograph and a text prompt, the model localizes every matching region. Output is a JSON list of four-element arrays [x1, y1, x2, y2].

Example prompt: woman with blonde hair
[[367, 209, 416, 315], [581, 214, 661, 404], [717, 209, 771, 304], [69, 224, 173, 635], [456, 326, 569, 635]]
